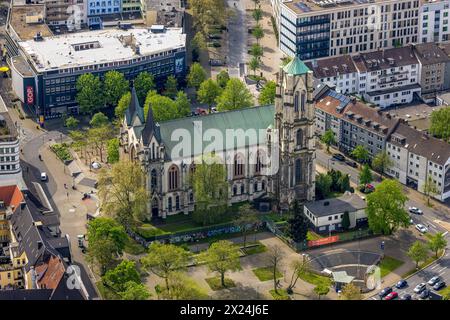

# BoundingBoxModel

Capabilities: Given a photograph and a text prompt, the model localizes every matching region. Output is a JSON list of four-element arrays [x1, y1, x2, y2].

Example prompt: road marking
[[443, 231, 448, 236], [431, 264, 439, 270], [371, 297, 377, 300], [438, 267, 447, 274]]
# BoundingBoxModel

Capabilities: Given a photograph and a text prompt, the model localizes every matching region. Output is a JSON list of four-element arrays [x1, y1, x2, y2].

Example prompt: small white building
[[304, 193, 367, 234]]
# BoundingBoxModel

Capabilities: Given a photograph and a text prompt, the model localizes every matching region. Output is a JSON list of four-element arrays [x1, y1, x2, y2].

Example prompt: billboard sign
[[26, 86, 34, 104], [308, 235, 339, 248]]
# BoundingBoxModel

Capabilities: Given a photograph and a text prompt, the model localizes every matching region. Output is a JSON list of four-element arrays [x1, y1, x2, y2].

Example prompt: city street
[[226, 0, 248, 78], [315, 146, 450, 300]]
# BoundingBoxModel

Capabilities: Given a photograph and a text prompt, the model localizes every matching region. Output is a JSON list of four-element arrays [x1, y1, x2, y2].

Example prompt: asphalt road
[[315, 148, 450, 300], [226, 0, 247, 78]]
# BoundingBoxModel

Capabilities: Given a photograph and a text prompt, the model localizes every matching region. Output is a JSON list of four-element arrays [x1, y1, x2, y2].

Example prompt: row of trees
[[248, 2, 265, 77], [407, 232, 447, 268]]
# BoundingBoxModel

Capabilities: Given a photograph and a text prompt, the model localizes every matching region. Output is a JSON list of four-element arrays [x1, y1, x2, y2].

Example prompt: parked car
[[428, 276, 441, 286], [332, 153, 345, 161], [196, 108, 208, 115], [40, 172, 48, 181], [379, 287, 393, 299], [207, 41, 221, 48], [208, 34, 222, 40], [402, 294, 412, 300], [419, 289, 430, 299], [384, 292, 398, 300], [360, 183, 375, 194], [433, 281, 446, 291], [209, 59, 226, 66], [396, 279, 407, 289], [211, 107, 218, 113], [408, 207, 423, 215], [414, 283, 427, 293], [415, 224, 428, 233], [345, 160, 358, 168]]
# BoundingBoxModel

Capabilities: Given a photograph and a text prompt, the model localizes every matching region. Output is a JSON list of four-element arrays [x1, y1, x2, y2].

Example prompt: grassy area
[[252, 267, 283, 282], [439, 287, 450, 300], [96, 281, 120, 300], [269, 289, 290, 300], [242, 242, 267, 255], [135, 224, 169, 238], [298, 271, 332, 287], [50, 143, 73, 162], [205, 277, 236, 291], [307, 231, 323, 241], [402, 255, 438, 278], [123, 236, 147, 256], [261, 212, 292, 223], [378, 256, 404, 278]]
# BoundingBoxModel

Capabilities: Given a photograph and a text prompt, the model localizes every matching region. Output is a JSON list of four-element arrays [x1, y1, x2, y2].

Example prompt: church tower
[[273, 57, 316, 211]]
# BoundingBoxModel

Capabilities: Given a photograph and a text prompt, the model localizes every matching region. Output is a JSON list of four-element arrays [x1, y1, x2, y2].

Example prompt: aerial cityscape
[[0, 0, 449, 303]]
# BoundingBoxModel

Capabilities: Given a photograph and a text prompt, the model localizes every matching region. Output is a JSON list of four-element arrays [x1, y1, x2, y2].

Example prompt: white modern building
[[419, 0, 450, 44], [0, 96, 21, 180], [386, 122, 450, 201]]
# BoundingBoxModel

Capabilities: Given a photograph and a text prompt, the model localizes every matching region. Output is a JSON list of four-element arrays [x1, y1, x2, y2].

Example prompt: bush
[[50, 143, 73, 162]]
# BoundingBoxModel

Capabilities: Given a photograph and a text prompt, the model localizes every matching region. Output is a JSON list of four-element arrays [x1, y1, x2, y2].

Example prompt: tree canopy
[[258, 80, 276, 105], [115, 92, 131, 119], [76, 73, 104, 114], [371, 151, 393, 173], [102, 259, 141, 292], [359, 164, 373, 186], [430, 107, 450, 142], [288, 200, 308, 243], [104, 70, 129, 106], [351, 145, 370, 163], [198, 79, 221, 110], [144, 91, 189, 122], [187, 62, 207, 90], [427, 232, 447, 258], [407, 241, 429, 269], [216, 78, 253, 111], [216, 70, 230, 88], [164, 75, 178, 99], [321, 130, 336, 153], [366, 179, 409, 235], [90, 112, 109, 128], [134, 72, 155, 105]]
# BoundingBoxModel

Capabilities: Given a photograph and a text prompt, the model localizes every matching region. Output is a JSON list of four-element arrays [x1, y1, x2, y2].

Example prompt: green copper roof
[[283, 56, 310, 75]]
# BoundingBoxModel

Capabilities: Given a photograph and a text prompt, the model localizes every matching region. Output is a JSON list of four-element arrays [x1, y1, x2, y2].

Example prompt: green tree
[[106, 138, 120, 164], [351, 145, 370, 164], [372, 151, 393, 174], [65, 116, 79, 130], [359, 164, 373, 186], [118, 281, 151, 300], [76, 73, 104, 114], [158, 272, 208, 300], [104, 70, 129, 106], [407, 241, 429, 269], [341, 283, 362, 300], [258, 80, 276, 105], [87, 124, 114, 162], [315, 173, 332, 200], [248, 56, 261, 76], [338, 174, 351, 192], [321, 130, 336, 153], [288, 200, 308, 243], [234, 203, 258, 249], [187, 62, 207, 90], [341, 211, 350, 230], [115, 92, 131, 119], [69, 130, 88, 159], [90, 112, 109, 128], [98, 160, 148, 226], [252, 25, 264, 44], [216, 78, 253, 111], [423, 176, 439, 206], [164, 75, 178, 99], [198, 79, 221, 111], [287, 256, 311, 292], [141, 242, 191, 291], [252, 7, 263, 23], [144, 92, 187, 122], [199, 240, 241, 288], [134, 72, 155, 105], [191, 32, 206, 62], [102, 260, 140, 292], [430, 107, 450, 142], [216, 70, 230, 88], [86, 217, 128, 274], [191, 155, 228, 226], [249, 43, 263, 59], [427, 232, 447, 258], [366, 179, 409, 235], [174, 91, 191, 118], [314, 284, 330, 300]]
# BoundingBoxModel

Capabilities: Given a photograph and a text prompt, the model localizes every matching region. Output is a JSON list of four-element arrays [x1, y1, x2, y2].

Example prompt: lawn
[[205, 277, 236, 291], [298, 271, 332, 287], [252, 267, 283, 282], [307, 231, 323, 241], [269, 289, 290, 300], [242, 242, 267, 255], [135, 224, 169, 238], [123, 236, 147, 256], [261, 212, 292, 223], [439, 286, 450, 300], [378, 256, 404, 278]]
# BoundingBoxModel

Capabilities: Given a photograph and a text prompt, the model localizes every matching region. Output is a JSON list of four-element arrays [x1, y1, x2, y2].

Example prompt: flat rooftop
[[9, 5, 53, 41], [18, 27, 186, 72], [284, 0, 396, 15]]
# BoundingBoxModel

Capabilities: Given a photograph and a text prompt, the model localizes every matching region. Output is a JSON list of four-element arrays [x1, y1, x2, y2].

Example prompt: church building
[[120, 58, 316, 219]]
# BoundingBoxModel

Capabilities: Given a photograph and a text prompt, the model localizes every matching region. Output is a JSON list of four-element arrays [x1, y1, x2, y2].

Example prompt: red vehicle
[[196, 108, 208, 115], [384, 292, 398, 300]]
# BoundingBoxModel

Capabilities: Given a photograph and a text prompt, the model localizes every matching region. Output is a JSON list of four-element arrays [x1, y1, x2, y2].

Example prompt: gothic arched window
[[151, 169, 158, 190], [240, 184, 245, 194], [254, 182, 258, 192], [295, 159, 302, 185], [234, 153, 244, 178], [294, 92, 299, 112], [233, 185, 237, 196], [296, 130, 303, 147], [168, 165, 179, 190], [262, 180, 266, 190], [255, 150, 264, 174], [175, 195, 180, 210], [168, 197, 173, 212], [301, 91, 306, 112], [189, 192, 194, 203]]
